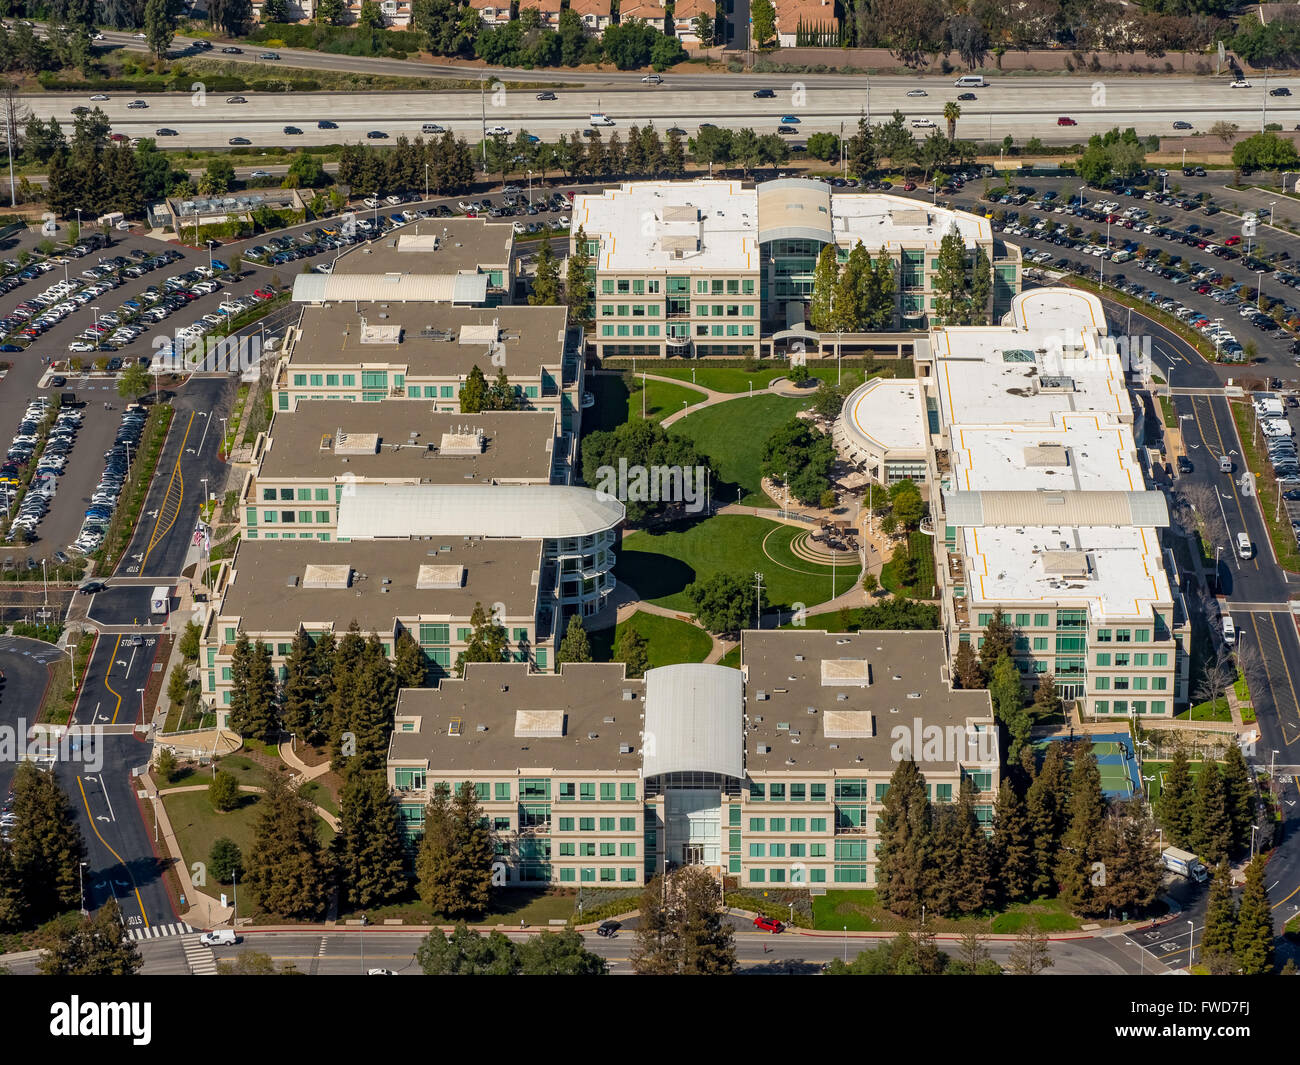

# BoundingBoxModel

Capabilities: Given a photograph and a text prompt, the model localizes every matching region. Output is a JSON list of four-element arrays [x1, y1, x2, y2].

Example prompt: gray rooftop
[[389, 662, 646, 773], [741, 630, 996, 774], [287, 302, 570, 376], [332, 218, 513, 276], [257, 404, 556, 484], [943, 490, 1170, 528], [219, 538, 542, 635]]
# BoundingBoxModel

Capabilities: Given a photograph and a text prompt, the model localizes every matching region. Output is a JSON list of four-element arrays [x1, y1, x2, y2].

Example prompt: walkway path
[[592, 368, 785, 429]]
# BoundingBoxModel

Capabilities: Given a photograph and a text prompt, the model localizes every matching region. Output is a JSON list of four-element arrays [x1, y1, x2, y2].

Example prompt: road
[[24, 73, 1300, 146]]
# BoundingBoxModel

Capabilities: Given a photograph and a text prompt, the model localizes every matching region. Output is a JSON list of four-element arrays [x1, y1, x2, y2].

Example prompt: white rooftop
[[840, 377, 928, 453], [1003, 287, 1109, 334], [949, 415, 1143, 493], [573, 180, 759, 273], [832, 193, 990, 249], [961, 523, 1171, 621]]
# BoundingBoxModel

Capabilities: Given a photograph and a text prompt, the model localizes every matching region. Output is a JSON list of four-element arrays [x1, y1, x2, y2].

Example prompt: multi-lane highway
[[24, 75, 1300, 146]]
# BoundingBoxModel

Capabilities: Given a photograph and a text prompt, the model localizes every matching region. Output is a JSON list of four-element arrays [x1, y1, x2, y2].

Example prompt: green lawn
[[298, 779, 339, 818], [879, 531, 938, 598], [338, 887, 583, 926], [1159, 395, 1177, 428], [812, 890, 1084, 933], [638, 367, 787, 392], [1142, 759, 1209, 803], [625, 377, 707, 422], [717, 644, 741, 668], [668, 393, 809, 506], [1177, 698, 1232, 722], [590, 610, 713, 669], [616, 514, 857, 612]]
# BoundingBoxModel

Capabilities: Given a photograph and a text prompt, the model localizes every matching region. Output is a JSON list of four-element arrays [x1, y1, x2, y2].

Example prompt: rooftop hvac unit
[[619, 744, 633, 754]]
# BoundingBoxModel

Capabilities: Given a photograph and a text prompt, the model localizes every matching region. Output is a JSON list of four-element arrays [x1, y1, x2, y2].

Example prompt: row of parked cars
[[1254, 394, 1300, 482], [246, 229, 360, 266], [65, 249, 188, 353], [70, 405, 147, 556], [3, 400, 81, 543]]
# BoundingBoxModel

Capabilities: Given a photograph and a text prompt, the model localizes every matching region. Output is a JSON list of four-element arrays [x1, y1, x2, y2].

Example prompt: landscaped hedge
[[37, 74, 321, 93], [248, 22, 425, 57]]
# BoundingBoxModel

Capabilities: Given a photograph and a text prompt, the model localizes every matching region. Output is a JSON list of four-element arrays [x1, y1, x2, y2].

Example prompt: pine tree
[[455, 602, 509, 676], [614, 624, 649, 678], [1026, 742, 1068, 896], [876, 759, 932, 919], [529, 240, 561, 306], [347, 642, 398, 772], [415, 782, 495, 918], [1056, 743, 1107, 915], [808, 244, 839, 332], [556, 614, 593, 665], [949, 779, 993, 914], [334, 768, 409, 910], [1233, 854, 1274, 974], [460, 364, 488, 413], [1031, 673, 1062, 721], [1097, 801, 1164, 917], [953, 642, 984, 689], [1191, 760, 1233, 867], [243, 771, 329, 920], [989, 654, 1030, 761], [978, 608, 1015, 674], [1220, 743, 1255, 860], [1154, 746, 1195, 848], [632, 867, 735, 975], [1202, 860, 1238, 969], [993, 780, 1034, 904], [868, 247, 897, 329], [280, 630, 321, 743], [228, 635, 278, 743], [926, 802, 959, 916], [393, 628, 427, 690], [6, 762, 85, 924]]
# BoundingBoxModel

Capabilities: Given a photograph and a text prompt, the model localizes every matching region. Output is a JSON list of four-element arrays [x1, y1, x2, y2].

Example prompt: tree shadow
[[613, 547, 695, 602]]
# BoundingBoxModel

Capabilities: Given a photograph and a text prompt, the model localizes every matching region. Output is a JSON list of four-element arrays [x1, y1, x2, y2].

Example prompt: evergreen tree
[[329, 621, 367, 767], [460, 364, 488, 413], [209, 838, 243, 884], [280, 630, 322, 744], [556, 614, 593, 665], [875, 759, 932, 919], [1191, 760, 1233, 867], [664, 127, 685, 176], [1097, 801, 1164, 917], [1233, 854, 1275, 975], [867, 247, 897, 329], [969, 246, 992, 324], [632, 866, 735, 975], [347, 635, 398, 771], [244, 771, 330, 921], [394, 628, 427, 690], [227, 635, 278, 743], [808, 244, 839, 332], [989, 654, 1030, 761], [977, 608, 1015, 673], [614, 624, 649, 678], [415, 782, 495, 918], [417, 923, 520, 974], [1031, 673, 1062, 721], [455, 602, 510, 676], [518, 927, 608, 974], [1221, 743, 1255, 860], [1154, 746, 1195, 848], [948, 779, 993, 914], [143, 0, 174, 60], [1056, 744, 1107, 915], [993, 779, 1034, 905], [932, 225, 974, 324], [953, 642, 984, 689], [1202, 860, 1238, 969], [6, 762, 85, 924], [334, 768, 409, 910], [833, 241, 871, 331], [529, 240, 561, 305], [566, 226, 592, 320], [209, 769, 241, 812], [1026, 742, 1068, 896], [36, 898, 142, 976]]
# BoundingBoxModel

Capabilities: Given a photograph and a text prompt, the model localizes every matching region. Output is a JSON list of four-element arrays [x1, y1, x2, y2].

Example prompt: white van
[[1238, 532, 1253, 559], [954, 75, 986, 87], [1222, 615, 1236, 645], [200, 929, 238, 946]]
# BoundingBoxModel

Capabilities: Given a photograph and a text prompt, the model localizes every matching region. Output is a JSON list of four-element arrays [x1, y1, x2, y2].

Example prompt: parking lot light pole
[[424, 163, 430, 202]]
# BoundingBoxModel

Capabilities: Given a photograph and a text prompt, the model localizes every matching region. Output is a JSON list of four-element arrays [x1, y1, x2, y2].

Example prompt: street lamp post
[[424, 163, 430, 202], [137, 686, 145, 721], [1259, 270, 1265, 311], [527, 169, 533, 206], [79, 860, 87, 915], [1270, 200, 1278, 228], [1186, 919, 1196, 967]]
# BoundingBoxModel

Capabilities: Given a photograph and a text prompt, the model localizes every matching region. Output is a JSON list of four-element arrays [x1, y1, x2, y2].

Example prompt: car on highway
[[90, 93, 109, 101], [485, 125, 510, 136], [1230, 79, 1252, 88], [249, 169, 271, 178], [283, 125, 302, 135], [155, 128, 178, 136], [536, 91, 557, 100], [318, 120, 338, 129], [1057, 116, 1077, 125], [1173, 120, 1193, 130], [780, 114, 800, 124], [228, 136, 250, 145], [133, 31, 146, 38], [906, 89, 927, 97], [366, 130, 388, 139], [667, 125, 686, 136], [641, 73, 663, 84], [221, 46, 243, 53], [910, 118, 936, 129], [1272, 86, 1292, 96], [777, 126, 796, 134], [957, 92, 977, 100], [258, 51, 280, 59], [226, 95, 246, 104], [126, 99, 148, 108], [753, 88, 775, 98]]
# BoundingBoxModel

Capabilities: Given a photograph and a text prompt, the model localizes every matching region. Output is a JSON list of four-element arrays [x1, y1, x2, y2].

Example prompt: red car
[[252, 288, 274, 300], [753, 916, 785, 934], [1225, 235, 1242, 246], [109, 133, 128, 142], [1057, 116, 1077, 126], [902, 181, 917, 191]]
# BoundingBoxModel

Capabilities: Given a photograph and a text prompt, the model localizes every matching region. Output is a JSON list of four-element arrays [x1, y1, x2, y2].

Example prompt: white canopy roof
[[642, 664, 744, 780]]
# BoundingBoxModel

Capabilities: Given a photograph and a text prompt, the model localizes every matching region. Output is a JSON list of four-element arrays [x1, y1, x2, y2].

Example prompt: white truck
[[150, 585, 170, 616], [1160, 846, 1208, 883], [589, 112, 615, 126]]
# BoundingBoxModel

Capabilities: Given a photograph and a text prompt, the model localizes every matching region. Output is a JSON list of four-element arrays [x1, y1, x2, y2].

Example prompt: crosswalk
[[179, 934, 218, 975], [128, 921, 196, 940]]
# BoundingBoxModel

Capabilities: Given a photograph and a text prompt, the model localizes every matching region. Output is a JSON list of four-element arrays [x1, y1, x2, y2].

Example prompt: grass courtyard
[[587, 609, 713, 668], [586, 372, 706, 430], [615, 514, 860, 613], [810, 890, 1084, 934], [668, 393, 810, 506]]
